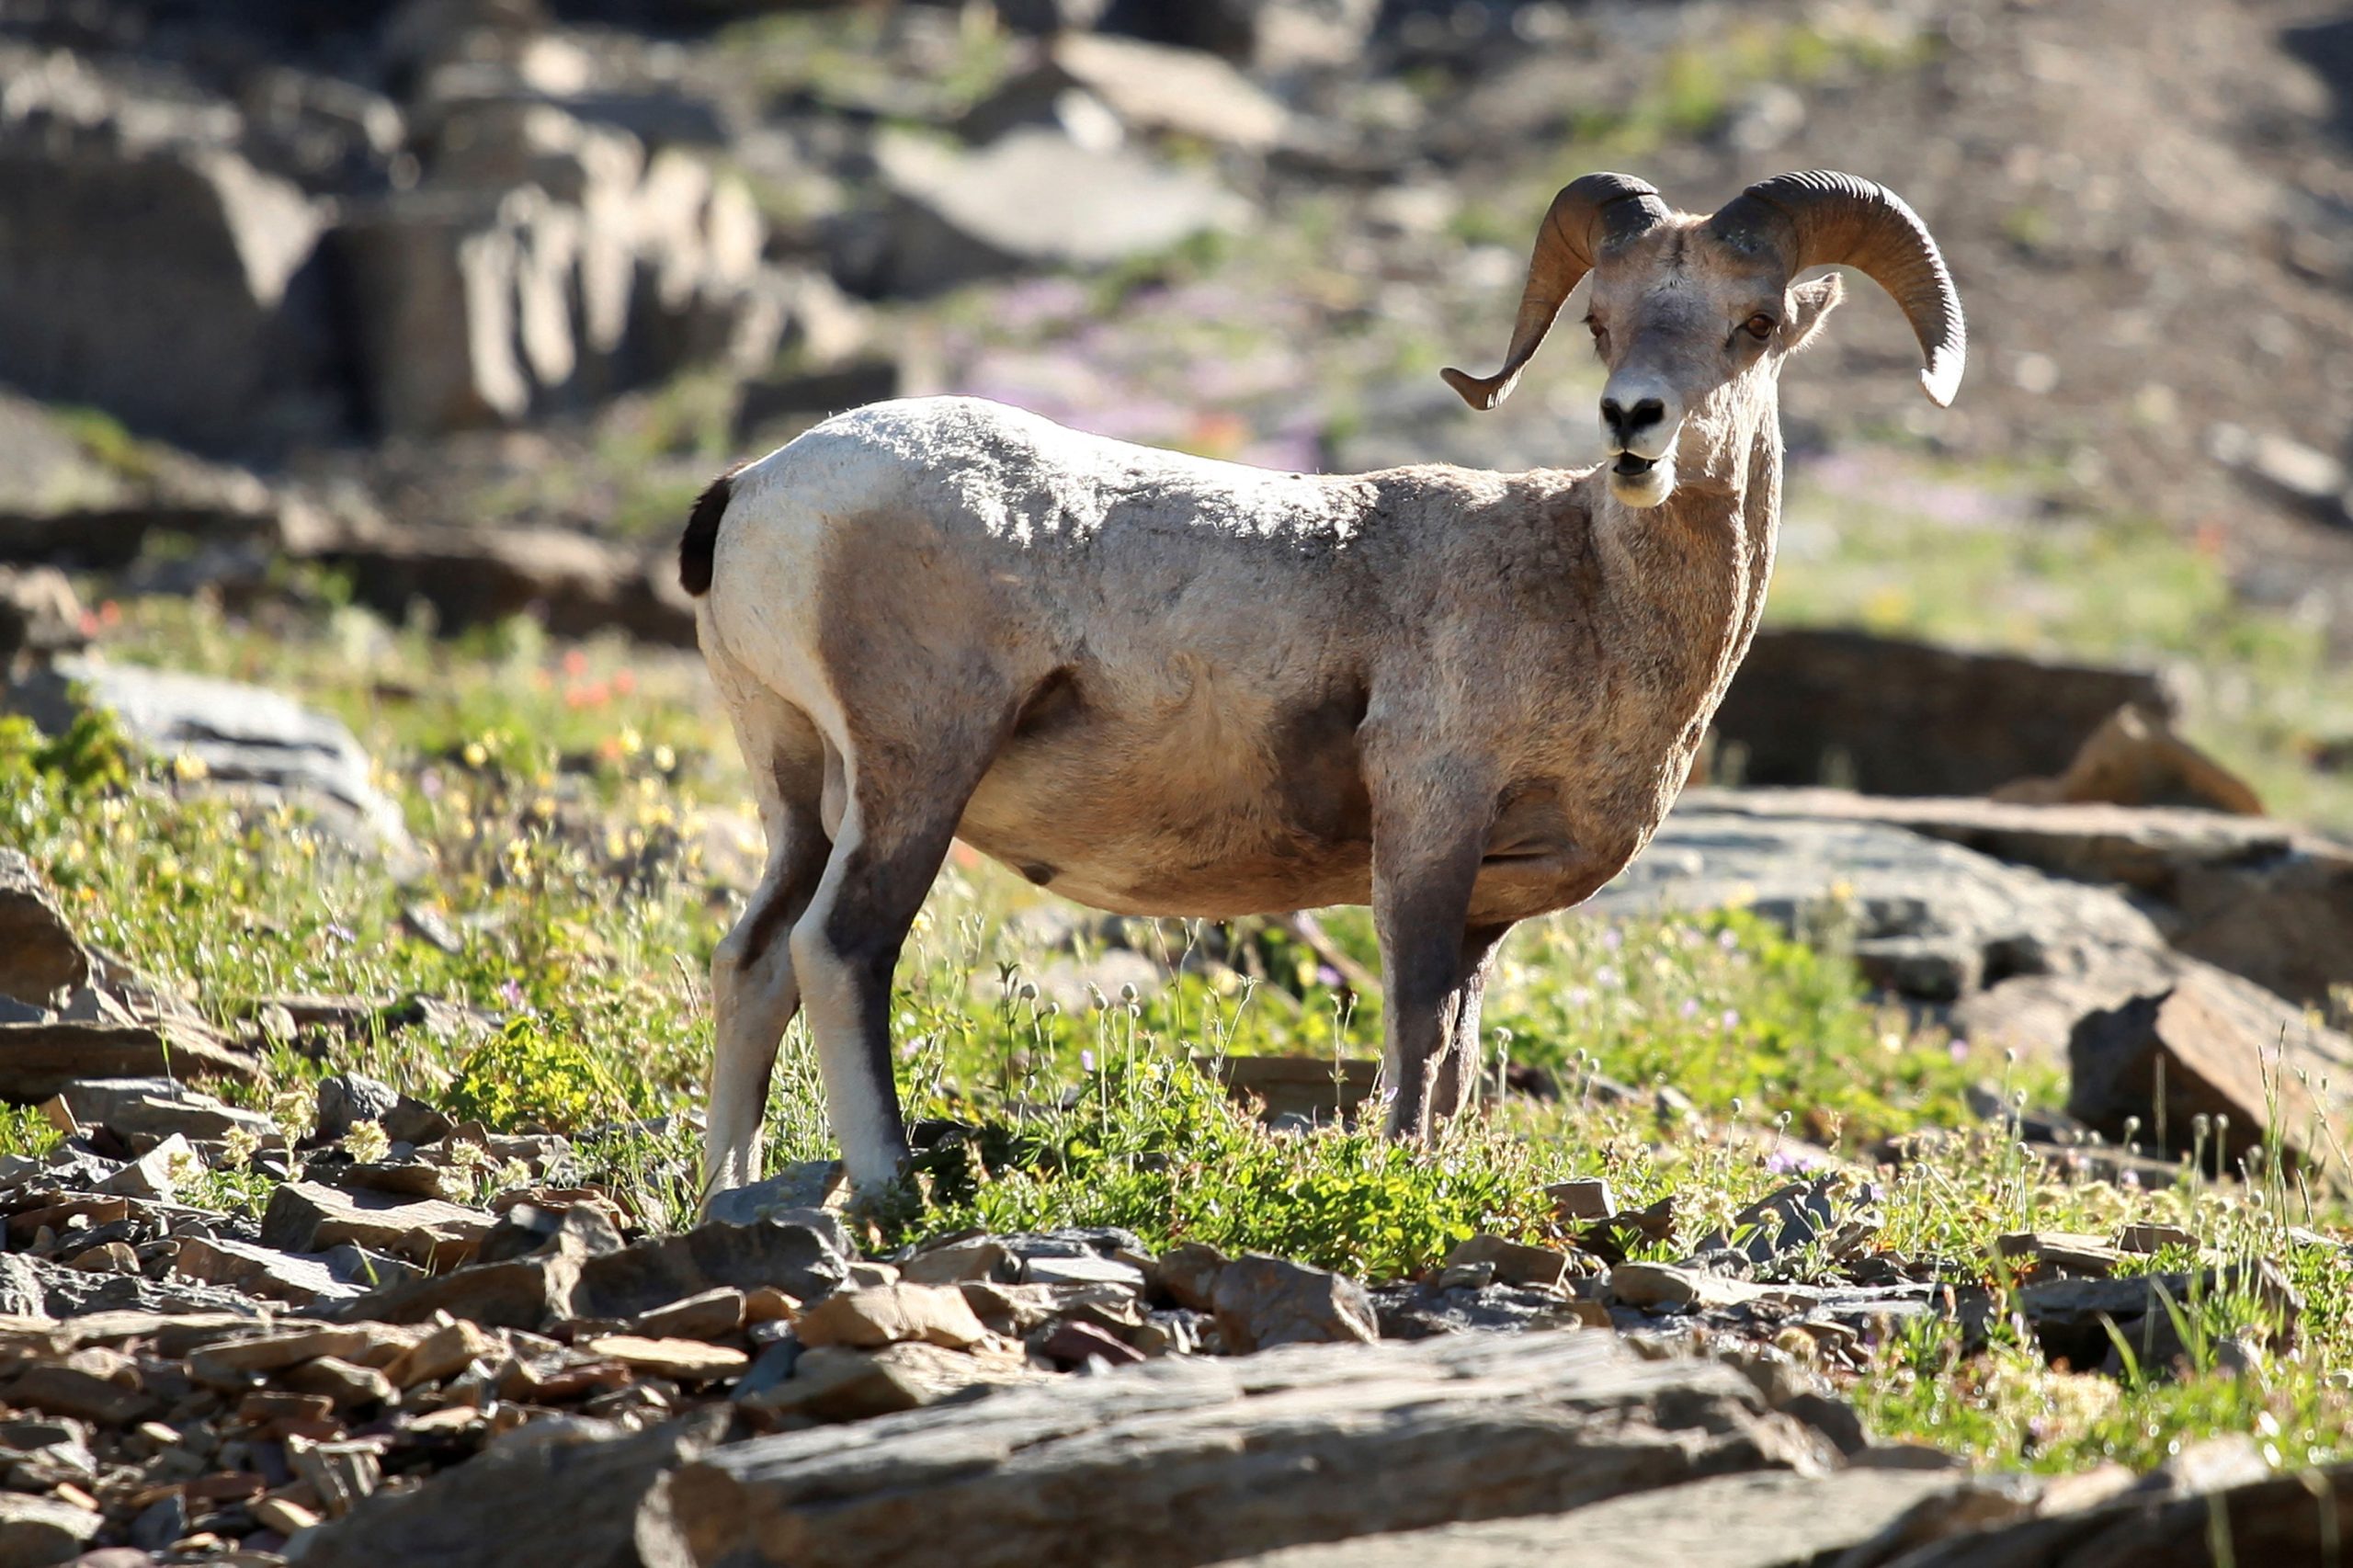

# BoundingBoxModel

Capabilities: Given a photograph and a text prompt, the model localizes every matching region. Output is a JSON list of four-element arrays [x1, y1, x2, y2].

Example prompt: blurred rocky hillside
[[3, 0, 2353, 637]]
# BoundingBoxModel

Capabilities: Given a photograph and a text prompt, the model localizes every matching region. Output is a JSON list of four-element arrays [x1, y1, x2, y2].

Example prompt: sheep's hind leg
[[701, 719, 830, 1206], [790, 727, 1004, 1190]]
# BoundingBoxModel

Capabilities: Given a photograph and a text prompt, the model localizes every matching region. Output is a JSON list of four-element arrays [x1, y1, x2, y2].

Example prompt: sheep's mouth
[[1610, 452, 1659, 477]]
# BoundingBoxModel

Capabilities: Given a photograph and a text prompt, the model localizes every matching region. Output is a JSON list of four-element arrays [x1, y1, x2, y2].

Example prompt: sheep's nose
[[1600, 396, 1665, 443]]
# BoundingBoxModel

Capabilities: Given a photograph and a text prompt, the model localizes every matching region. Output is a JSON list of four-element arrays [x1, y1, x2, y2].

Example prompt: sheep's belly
[[953, 742, 1627, 926], [955, 778, 1372, 922]]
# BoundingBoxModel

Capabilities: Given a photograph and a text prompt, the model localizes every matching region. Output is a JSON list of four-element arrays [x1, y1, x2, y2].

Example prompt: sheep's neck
[[1599, 389, 1782, 709]]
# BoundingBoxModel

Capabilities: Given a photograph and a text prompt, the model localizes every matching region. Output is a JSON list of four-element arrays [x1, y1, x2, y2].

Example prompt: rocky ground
[[5, 0, 2353, 1563]]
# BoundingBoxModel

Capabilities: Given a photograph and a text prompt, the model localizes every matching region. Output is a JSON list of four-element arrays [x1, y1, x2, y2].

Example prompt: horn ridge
[[1714, 170, 1966, 407]]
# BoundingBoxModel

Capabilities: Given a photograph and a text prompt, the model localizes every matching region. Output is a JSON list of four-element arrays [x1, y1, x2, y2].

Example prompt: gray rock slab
[[1210, 1468, 1996, 1568], [8, 660, 411, 857], [642, 1330, 1833, 1568], [863, 126, 1248, 296], [1677, 787, 2353, 1008], [2, 1252, 264, 1319], [1597, 807, 2166, 999], [47, 1078, 274, 1142]]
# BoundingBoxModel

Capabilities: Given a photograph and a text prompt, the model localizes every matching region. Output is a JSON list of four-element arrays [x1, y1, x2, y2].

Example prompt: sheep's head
[[1442, 171, 1965, 510]]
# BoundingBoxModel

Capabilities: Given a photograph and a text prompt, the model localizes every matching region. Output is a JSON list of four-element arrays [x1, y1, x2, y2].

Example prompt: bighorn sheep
[[683, 169, 1964, 1198]]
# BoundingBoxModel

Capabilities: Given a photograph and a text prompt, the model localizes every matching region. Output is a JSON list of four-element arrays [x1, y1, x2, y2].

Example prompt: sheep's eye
[[1586, 317, 1608, 351], [1743, 312, 1777, 341]]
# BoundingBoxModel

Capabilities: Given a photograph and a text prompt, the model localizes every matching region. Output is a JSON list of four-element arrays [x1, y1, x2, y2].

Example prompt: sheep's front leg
[[1427, 923, 1512, 1124], [1370, 797, 1495, 1142]]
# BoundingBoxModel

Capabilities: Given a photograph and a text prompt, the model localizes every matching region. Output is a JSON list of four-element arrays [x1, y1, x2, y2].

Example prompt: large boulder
[[0, 139, 335, 453], [848, 127, 1249, 298], [2067, 969, 2351, 1166], [1709, 630, 2174, 798], [1679, 789, 2353, 1009], [335, 131, 772, 436]]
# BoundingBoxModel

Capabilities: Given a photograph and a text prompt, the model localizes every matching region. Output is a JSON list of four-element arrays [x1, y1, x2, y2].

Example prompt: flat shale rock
[[170, 1235, 362, 1308], [261, 1181, 494, 1264], [291, 1410, 726, 1568], [643, 1331, 1833, 1568], [1211, 1468, 2002, 1568], [0, 1020, 259, 1103], [337, 1219, 847, 1330], [742, 1340, 1039, 1423], [42, 1078, 274, 1142], [795, 1284, 990, 1350]]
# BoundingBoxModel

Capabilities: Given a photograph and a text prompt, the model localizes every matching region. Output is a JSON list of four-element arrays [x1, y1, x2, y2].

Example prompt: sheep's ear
[[1781, 272, 1844, 355]]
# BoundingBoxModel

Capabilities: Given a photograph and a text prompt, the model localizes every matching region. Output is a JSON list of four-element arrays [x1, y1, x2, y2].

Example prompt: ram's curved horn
[[1710, 170, 1965, 406], [1440, 173, 1670, 411]]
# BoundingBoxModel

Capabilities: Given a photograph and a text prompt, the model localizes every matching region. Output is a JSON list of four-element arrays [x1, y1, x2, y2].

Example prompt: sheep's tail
[[678, 463, 746, 597]]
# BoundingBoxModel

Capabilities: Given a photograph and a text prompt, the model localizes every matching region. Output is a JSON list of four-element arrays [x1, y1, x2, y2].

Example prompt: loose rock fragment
[[794, 1285, 990, 1351], [1442, 1235, 1574, 1292], [1547, 1177, 1617, 1221], [580, 1335, 749, 1382], [0, 1492, 103, 1566], [1038, 1319, 1145, 1369], [1211, 1255, 1378, 1352], [1994, 1233, 2122, 1279], [260, 1182, 494, 1266], [1608, 1264, 1767, 1312], [631, 1288, 745, 1342], [278, 1356, 394, 1410], [384, 1318, 504, 1389]]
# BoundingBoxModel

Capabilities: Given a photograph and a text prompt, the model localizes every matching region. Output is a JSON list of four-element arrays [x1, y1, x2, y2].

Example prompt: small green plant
[[447, 1013, 642, 1134], [885, 1056, 1547, 1279]]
